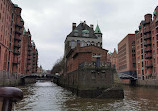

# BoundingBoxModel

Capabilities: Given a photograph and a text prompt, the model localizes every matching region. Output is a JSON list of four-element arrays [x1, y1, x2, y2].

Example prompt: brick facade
[[66, 45, 108, 74], [110, 48, 118, 71], [117, 34, 136, 77], [135, 6, 158, 80], [0, 0, 38, 75]]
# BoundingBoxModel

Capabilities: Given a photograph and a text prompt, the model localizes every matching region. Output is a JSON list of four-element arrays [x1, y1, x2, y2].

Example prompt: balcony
[[27, 62, 31, 65], [144, 49, 152, 53], [27, 57, 31, 60], [156, 33, 158, 36], [144, 36, 151, 40], [144, 42, 151, 46], [14, 51, 20, 55], [28, 48, 32, 51], [156, 25, 158, 29], [146, 64, 153, 69], [14, 37, 21, 41], [28, 53, 31, 56], [28, 44, 32, 47], [143, 21, 150, 25], [15, 23, 23, 28], [14, 44, 21, 48], [13, 61, 19, 65], [143, 30, 151, 35], [145, 55, 152, 59], [15, 30, 22, 35]]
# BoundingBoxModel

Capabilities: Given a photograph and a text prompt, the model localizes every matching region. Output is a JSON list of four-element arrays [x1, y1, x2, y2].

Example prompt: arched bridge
[[20, 73, 60, 85], [118, 72, 137, 80]]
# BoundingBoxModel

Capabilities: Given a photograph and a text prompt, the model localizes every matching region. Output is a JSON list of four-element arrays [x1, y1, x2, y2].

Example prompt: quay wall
[[0, 71, 37, 86], [137, 80, 158, 87], [0, 71, 21, 86], [58, 67, 124, 98]]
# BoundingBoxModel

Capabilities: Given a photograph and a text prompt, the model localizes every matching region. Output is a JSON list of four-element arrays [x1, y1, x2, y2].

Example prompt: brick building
[[135, 6, 158, 80], [0, 0, 38, 76], [64, 21, 102, 56], [110, 48, 118, 71], [0, 1, 24, 73], [20, 29, 38, 74], [66, 45, 108, 73], [117, 34, 136, 78], [64, 21, 108, 74]]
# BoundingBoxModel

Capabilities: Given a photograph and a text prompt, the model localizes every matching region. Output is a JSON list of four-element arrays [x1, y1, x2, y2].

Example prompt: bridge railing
[[118, 72, 137, 80]]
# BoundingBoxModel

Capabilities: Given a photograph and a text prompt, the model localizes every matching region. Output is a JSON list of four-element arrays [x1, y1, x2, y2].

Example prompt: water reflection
[[16, 81, 158, 111]]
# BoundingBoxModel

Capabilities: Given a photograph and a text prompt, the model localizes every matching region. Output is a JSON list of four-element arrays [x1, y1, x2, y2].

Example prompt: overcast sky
[[12, 0, 158, 70]]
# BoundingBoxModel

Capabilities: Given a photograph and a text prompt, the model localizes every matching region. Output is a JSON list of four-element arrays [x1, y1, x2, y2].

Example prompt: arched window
[[71, 40, 76, 49], [87, 41, 90, 46], [91, 41, 95, 46], [80, 40, 85, 47], [98, 42, 100, 47]]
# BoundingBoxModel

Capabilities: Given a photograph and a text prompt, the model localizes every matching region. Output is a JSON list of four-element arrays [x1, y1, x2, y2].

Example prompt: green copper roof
[[139, 25, 141, 29], [82, 30, 89, 33], [94, 24, 101, 33], [14, 4, 18, 7], [153, 11, 157, 16], [74, 30, 78, 32], [21, 18, 24, 22], [23, 28, 26, 35]]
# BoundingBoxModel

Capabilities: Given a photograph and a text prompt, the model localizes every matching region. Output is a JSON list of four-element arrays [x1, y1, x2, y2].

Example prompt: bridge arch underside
[[118, 72, 137, 86], [20, 74, 59, 85]]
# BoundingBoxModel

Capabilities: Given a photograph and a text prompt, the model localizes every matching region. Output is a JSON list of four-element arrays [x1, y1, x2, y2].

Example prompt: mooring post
[[0, 87, 23, 111]]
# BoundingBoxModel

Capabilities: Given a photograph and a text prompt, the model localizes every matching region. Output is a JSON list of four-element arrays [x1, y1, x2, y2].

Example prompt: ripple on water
[[16, 82, 158, 111]]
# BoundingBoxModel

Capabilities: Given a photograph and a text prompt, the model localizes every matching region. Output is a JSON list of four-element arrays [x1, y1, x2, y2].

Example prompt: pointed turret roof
[[23, 28, 26, 35], [94, 24, 102, 34]]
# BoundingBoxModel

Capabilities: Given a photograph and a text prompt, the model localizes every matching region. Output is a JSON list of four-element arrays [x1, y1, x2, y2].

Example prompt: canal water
[[15, 81, 158, 111]]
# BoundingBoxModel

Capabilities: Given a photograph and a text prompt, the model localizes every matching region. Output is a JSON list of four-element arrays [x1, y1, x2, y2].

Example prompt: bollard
[[0, 87, 23, 111]]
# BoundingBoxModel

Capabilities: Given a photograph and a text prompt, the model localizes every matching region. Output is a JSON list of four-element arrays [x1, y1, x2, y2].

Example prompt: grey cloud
[[12, 0, 158, 70]]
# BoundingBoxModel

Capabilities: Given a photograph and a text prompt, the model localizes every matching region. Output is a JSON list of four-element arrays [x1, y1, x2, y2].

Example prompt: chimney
[[83, 21, 86, 25], [72, 23, 76, 30], [90, 24, 93, 29]]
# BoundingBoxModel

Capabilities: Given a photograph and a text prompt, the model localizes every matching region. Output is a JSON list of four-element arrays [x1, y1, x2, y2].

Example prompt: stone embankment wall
[[137, 80, 158, 87], [0, 71, 38, 86], [0, 71, 21, 86], [59, 67, 124, 98]]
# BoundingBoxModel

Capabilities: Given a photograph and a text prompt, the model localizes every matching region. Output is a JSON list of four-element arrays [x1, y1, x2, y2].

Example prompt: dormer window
[[73, 30, 78, 36], [82, 30, 89, 37]]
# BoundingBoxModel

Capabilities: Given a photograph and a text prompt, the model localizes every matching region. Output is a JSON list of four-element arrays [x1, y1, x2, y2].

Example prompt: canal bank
[[0, 71, 21, 87], [119, 78, 158, 88], [57, 67, 124, 99], [15, 81, 158, 111], [0, 71, 38, 87]]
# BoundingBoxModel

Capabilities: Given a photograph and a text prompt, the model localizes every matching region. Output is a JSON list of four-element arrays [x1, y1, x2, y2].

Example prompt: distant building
[[64, 21, 108, 74], [66, 45, 108, 74], [0, 2, 24, 74], [110, 48, 118, 71], [0, 1, 38, 75], [37, 66, 43, 74], [107, 53, 112, 63], [135, 6, 158, 81], [117, 34, 136, 78], [64, 21, 102, 56]]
